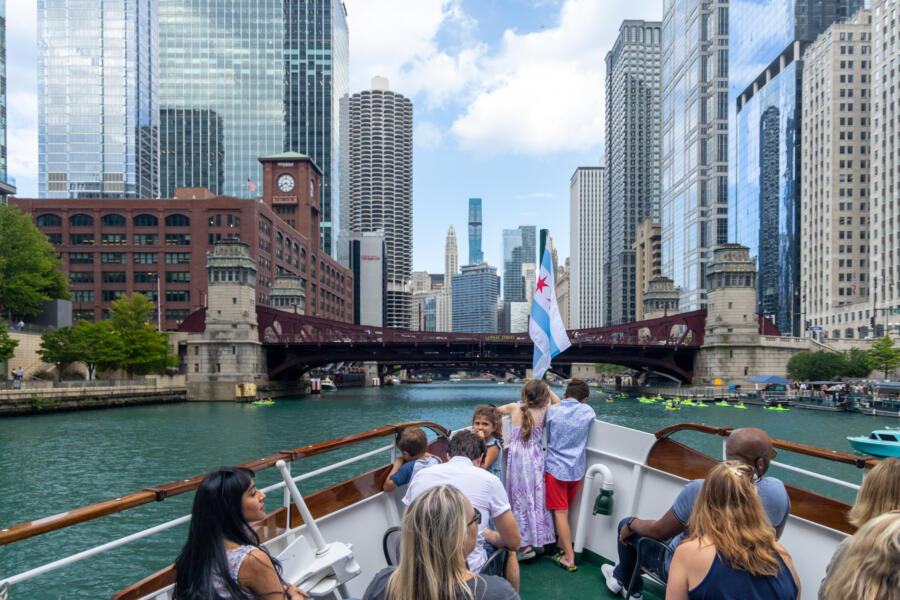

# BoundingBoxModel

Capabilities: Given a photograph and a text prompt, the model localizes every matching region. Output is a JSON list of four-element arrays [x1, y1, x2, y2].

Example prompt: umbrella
[[745, 375, 792, 384]]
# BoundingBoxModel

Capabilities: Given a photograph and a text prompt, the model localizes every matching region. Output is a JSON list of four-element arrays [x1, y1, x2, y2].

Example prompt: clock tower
[[258, 152, 322, 245]]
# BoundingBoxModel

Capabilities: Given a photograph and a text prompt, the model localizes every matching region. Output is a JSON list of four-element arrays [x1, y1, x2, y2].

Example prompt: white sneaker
[[601, 564, 623, 594]]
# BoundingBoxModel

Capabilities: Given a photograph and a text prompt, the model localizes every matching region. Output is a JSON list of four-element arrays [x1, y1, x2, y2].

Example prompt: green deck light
[[593, 488, 614, 515]]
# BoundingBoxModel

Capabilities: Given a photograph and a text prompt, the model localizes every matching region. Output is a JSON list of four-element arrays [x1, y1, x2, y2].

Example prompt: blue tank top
[[688, 552, 798, 600]]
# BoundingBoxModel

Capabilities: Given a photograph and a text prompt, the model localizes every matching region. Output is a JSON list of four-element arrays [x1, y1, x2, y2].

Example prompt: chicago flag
[[529, 246, 571, 379]]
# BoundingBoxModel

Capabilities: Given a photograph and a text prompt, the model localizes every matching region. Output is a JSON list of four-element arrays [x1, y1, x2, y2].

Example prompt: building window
[[73, 309, 94, 321], [165, 252, 191, 265], [165, 233, 190, 246], [101, 233, 126, 246], [69, 271, 94, 283], [69, 233, 94, 245], [102, 271, 126, 284], [101, 252, 126, 264], [166, 309, 190, 323], [68, 252, 94, 265], [46, 233, 62, 244], [166, 290, 190, 303], [165, 214, 190, 227], [165, 271, 190, 283], [69, 214, 94, 228], [102, 290, 125, 302], [133, 214, 158, 227], [72, 290, 94, 303], [133, 252, 158, 265], [134, 271, 157, 284], [37, 214, 62, 227], [101, 214, 126, 227], [134, 234, 158, 245]]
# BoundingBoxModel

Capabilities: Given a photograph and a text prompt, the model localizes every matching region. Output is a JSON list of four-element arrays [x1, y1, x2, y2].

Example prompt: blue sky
[[6, 0, 662, 274]]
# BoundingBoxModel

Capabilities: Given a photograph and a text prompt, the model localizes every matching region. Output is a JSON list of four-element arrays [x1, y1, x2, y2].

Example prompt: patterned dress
[[504, 406, 555, 547]]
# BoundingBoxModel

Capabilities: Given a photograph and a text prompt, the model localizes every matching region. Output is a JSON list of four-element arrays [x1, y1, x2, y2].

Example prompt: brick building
[[12, 153, 353, 330]]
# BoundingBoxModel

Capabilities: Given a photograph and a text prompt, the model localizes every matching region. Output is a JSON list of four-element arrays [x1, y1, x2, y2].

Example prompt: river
[[0, 382, 887, 598]]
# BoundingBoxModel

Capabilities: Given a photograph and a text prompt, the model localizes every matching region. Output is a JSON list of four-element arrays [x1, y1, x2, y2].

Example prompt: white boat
[[320, 377, 338, 391], [0, 419, 873, 599]]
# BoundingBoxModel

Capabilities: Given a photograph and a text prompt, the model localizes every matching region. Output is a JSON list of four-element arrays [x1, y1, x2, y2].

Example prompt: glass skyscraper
[[729, 0, 862, 335], [159, 0, 348, 256], [0, 0, 13, 204], [38, 0, 159, 199], [468, 197, 483, 264], [502, 228, 524, 302], [452, 263, 499, 333]]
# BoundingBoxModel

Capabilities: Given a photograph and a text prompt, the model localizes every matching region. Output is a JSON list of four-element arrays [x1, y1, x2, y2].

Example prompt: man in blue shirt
[[545, 378, 597, 571], [601, 427, 790, 599]]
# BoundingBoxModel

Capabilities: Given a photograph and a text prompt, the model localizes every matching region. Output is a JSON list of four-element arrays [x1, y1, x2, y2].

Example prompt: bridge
[[178, 306, 780, 383]]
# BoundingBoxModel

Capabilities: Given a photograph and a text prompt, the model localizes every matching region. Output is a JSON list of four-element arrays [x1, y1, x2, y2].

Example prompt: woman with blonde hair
[[818, 458, 900, 598], [362, 485, 519, 600], [666, 461, 799, 600], [819, 511, 900, 600]]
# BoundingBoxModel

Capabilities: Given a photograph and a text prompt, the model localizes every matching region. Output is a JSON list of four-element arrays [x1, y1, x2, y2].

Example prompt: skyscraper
[[502, 228, 524, 302], [159, 0, 349, 256], [659, 0, 729, 312], [344, 77, 413, 329], [452, 263, 499, 333], [445, 225, 458, 288], [519, 225, 536, 267], [570, 165, 605, 328], [801, 11, 872, 339], [604, 20, 662, 325], [38, 0, 158, 199], [468, 198, 483, 264], [0, 0, 13, 205], [730, 0, 863, 335]]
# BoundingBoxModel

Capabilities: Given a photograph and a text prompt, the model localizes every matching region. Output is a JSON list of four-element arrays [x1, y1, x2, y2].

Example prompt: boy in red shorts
[[544, 378, 596, 571]]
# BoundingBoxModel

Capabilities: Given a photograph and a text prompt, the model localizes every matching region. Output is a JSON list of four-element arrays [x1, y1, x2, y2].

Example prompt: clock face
[[277, 174, 295, 193]]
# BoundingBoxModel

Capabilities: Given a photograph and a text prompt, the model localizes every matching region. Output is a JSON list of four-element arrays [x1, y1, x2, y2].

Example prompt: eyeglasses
[[468, 507, 482, 527], [770, 449, 778, 460]]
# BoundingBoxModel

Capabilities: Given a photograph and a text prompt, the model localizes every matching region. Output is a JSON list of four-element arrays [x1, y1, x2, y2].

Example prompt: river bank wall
[[0, 384, 187, 417]]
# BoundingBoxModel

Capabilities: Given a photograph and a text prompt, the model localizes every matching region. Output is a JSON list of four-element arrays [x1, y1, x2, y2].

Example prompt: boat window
[[878, 434, 898, 442], [870, 433, 879, 439]]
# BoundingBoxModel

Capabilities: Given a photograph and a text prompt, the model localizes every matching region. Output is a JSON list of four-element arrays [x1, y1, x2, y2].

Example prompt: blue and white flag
[[529, 247, 571, 379]]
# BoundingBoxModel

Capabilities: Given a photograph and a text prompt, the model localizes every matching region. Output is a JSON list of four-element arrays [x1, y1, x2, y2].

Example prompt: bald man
[[601, 428, 790, 599]]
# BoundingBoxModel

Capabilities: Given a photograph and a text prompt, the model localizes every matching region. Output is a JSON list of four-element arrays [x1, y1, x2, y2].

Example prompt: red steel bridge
[[179, 306, 780, 383]]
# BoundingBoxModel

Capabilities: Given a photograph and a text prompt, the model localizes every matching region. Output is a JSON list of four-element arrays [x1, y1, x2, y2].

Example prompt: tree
[[109, 294, 174, 376], [0, 205, 69, 318], [843, 348, 872, 378], [72, 320, 124, 380], [0, 322, 18, 363], [867, 336, 900, 379], [37, 326, 81, 379], [787, 351, 847, 381]]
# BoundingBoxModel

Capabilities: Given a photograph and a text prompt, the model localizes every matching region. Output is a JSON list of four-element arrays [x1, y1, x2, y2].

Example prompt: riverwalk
[[0, 378, 187, 416]]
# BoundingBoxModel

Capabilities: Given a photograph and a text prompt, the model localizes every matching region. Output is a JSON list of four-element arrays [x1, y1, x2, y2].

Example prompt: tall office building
[[730, 0, 863, 335], [570, 165, 605, 328], [345, 77, 413, 329], [468, 198, 483, 264], [445, 225, 458, 288], [0, 0, 13, 204], [801, 11, 872, 339], [870, 0, 900, 337], [605, 20, 662, 325], [38, 0, 158, 199], [452, 263, 499, 333], [502, 228, 524, 302], [660, 0, 729, 312], [519, 225, 537, 266], [159, 0, 349, 256]]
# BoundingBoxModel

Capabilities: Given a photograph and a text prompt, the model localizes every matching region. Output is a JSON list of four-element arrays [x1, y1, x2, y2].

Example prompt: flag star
[[536, 275, 548, 294]]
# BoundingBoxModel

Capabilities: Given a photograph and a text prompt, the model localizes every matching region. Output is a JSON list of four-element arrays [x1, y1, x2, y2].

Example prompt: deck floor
[[518, 552, 664, 600]]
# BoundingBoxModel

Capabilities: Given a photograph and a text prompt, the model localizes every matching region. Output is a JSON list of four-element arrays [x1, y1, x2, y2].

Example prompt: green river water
[[0, 382, 889, 598]]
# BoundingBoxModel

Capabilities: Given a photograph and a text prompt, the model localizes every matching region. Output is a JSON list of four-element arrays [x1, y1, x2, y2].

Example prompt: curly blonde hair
[[820, 511, 900, 600], [848, 457, 900, 527]]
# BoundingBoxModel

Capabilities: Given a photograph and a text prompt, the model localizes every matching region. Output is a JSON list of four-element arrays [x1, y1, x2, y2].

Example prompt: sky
[[6, 0, 662, 274]]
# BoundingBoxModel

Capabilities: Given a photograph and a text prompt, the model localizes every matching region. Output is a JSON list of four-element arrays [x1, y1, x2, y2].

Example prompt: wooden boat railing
[[0, 421, 450, 596]]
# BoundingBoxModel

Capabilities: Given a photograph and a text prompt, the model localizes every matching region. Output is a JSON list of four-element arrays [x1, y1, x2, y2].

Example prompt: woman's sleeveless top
[[688, 552, 798, 600], [485, 438, 502, 479], [212, 544, 255, 594]]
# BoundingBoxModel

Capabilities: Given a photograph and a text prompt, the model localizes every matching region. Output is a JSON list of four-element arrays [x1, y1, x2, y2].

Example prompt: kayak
[[252, 400, 275, 406], [765, 405, 791, 412], [733, 403, 748, 409], [715, 401, 731, 407]]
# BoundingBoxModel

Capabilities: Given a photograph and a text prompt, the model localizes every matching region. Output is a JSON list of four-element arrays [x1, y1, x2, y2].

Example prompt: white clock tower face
[[277, 174, 295, 193]]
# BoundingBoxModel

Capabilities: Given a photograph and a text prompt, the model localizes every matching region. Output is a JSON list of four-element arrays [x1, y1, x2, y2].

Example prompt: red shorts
[[545, 472, 582, 510]]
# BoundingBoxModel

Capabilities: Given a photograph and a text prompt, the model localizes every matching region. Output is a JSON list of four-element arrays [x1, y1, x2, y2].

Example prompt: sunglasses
[[468, 507, 482, 527]]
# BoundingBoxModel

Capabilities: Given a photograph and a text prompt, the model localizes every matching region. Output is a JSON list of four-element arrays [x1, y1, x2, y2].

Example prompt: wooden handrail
[[0, 421, 450, 546], [655, 422, 878, 469]]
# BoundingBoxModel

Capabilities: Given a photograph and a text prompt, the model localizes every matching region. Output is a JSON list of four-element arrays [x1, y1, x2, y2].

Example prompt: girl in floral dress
[[498, 379, 560, 560]]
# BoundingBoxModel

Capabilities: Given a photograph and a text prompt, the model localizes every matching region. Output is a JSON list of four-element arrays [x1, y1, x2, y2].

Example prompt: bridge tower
[[186, 240, 266, 400], [704, 244, 758, 343]]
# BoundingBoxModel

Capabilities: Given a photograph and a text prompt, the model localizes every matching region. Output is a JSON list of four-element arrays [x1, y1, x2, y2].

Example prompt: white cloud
[[414, 121, 444, 149], [451, 0, 661, 156]]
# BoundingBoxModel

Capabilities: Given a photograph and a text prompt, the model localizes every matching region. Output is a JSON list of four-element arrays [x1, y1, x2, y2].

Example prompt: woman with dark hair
[[173, 466, 308, 600]]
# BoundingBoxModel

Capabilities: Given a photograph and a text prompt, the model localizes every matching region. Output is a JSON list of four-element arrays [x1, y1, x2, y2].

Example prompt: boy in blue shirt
[[383, 426, 441, 492], [545, 378, 597, 571]]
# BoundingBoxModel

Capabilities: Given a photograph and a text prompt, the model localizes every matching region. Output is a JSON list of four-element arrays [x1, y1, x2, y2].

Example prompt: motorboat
[[0, 420, 874, 600], [848, 428, 900, 457], [320, 377, 338, 391]]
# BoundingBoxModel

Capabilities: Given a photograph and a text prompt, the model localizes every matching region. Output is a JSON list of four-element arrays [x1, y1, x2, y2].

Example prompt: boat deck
[[518, 552, 664, 600]]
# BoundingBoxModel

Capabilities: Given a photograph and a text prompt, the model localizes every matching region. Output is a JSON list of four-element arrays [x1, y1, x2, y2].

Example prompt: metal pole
[[276, 460, 328, 553]]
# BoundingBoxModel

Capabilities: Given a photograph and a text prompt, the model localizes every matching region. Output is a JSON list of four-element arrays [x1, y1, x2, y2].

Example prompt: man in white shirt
[[403, 429, 521, 591]]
